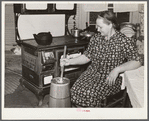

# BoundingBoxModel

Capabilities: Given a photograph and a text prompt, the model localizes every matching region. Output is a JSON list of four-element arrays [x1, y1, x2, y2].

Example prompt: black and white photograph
[[1, 1, 147, 120]]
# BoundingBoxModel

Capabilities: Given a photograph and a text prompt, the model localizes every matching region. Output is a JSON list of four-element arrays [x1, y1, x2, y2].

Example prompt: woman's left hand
[[105, 67, 120, 86]]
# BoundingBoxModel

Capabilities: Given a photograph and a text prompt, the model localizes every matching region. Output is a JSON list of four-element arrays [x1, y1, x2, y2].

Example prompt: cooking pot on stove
[[71, 28, 82, 38], [33, 32, 53, 45]]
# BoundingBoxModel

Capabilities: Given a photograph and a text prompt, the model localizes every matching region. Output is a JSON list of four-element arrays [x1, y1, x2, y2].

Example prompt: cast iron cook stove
[[13, 3, 90, 106], [20, 36, 89, 106]]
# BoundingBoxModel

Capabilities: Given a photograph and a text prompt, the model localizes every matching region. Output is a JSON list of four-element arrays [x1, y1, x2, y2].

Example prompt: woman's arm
[[115, 60, 141, 73], [106, 60, 141, 86], [106, 35, 143, 86], [60, 54, 91, 67]]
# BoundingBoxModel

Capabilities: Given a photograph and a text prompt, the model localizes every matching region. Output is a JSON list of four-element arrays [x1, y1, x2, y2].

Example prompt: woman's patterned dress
[[70, 31, 142, 107]]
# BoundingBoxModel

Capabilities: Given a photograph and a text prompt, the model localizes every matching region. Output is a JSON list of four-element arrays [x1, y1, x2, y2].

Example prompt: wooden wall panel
[[5, 4, 16, 50]]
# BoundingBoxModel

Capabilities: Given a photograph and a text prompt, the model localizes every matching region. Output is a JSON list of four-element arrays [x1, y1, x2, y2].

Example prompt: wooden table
[[124, 66, 144, 108]]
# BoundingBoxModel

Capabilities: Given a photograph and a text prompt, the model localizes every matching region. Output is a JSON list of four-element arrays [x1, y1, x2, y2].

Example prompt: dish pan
[[80, 31, 95, 38]]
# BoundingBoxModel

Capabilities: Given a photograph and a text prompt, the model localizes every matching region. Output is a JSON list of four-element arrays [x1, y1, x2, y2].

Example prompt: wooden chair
[[101, 87, 127, 107], [71, 88, 128, 108], [71, 73, 129, 108]]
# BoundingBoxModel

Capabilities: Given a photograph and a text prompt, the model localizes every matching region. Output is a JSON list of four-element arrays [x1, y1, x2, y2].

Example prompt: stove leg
[[37, 94, 44, 107], [20, 78, 50, 107], [20, 78, 27, 90]]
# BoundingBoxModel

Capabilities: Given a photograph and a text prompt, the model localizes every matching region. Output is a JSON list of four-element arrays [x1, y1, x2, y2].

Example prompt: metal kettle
[[33, 32, 53, 45], [71, 28, 82, 38]]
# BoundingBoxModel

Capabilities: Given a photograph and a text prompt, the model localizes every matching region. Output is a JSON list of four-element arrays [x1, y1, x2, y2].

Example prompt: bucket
[[49, 77, 71, 107]]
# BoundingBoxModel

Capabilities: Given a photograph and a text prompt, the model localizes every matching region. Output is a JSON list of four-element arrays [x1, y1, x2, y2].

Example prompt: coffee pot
[[71, 28, 82, 38]]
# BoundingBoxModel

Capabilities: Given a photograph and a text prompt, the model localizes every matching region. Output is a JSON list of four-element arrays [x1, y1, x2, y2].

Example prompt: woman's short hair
[[97, 10, 119, 30]]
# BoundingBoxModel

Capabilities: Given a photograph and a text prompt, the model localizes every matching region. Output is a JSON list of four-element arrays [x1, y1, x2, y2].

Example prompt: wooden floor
[[5, 50, 22, 95], [5, 69, 21, 95]]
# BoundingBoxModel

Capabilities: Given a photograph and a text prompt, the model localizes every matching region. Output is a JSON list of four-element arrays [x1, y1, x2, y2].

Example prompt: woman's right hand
[[60, 55, 70, 67]]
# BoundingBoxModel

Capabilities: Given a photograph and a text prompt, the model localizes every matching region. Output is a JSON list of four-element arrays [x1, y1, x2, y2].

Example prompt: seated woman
[[60, 10, 142, 107]]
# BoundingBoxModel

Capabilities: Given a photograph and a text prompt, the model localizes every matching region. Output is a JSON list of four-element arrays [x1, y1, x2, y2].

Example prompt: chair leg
[[121, 89, 127, 107], [124, 93, 133, 108], [103, 88, 127, 107]]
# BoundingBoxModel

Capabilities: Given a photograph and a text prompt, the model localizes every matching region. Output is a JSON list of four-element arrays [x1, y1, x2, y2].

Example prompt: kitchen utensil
[[33, 32, 53, 45], [71, 28, 82, 38], [60, 45, 67, 83], [80, 31, 95, 38]]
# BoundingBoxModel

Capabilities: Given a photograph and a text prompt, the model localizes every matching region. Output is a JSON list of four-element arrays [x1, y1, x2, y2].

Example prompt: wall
[[5, 4, 16, 50], [4, 4, 142, 50], [77, 4, 88, 30], [67, 4, 87, 32]]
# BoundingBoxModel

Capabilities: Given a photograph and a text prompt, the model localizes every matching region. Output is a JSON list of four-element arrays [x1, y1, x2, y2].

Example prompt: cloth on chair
[[124, 66, 144, 108]]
